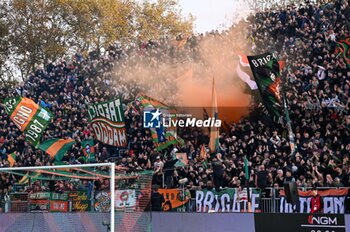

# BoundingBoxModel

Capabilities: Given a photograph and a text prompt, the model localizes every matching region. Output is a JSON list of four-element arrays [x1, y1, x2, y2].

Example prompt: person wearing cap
[[153, 156, 164, 186], [154, 156, 164, 171]]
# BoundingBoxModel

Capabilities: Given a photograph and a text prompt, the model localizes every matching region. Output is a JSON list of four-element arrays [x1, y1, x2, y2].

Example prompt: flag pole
[[280, 64, 297, 158], [283, 97, 297, 157], [209, 76, 218, 153], [244, 155, 252, 212]]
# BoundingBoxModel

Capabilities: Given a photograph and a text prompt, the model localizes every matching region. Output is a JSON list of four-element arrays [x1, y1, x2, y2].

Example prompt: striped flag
[[7, 152, 17, 167], [18, 171, 40, 184], [136, 94, 169, 110], [18, 173, 29, 184], [3, 97, 52, 147], [136, 94, 182, 151], [209, 77, 219, 153], [38, 138, 76, 161]]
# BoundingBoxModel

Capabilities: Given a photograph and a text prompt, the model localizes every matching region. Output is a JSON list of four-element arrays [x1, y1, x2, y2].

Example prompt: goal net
[[0, 163, 153, 232]]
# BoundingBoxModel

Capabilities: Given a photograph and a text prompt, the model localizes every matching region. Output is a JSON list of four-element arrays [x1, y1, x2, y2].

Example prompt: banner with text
[[247, 52, 283, 124], [29, 200, 49, 212], [196, 188, 260, 212], [159, 188, 189, 211], [4, 97, 52, 147], [68, 191, 91, 212], [88, 98, 127, 147], [279, 189, 348, 213], [50, 200, 68, 212], [255, 213, 345, 232]]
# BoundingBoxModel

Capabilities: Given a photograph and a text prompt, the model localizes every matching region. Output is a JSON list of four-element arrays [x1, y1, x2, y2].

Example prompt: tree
[[1, 0, 68, 78], [135, 0, 193, 39], [58, 0, 136, 52], [0, 16, 11, 83], [0, 0, 194, 80], [59, 0, 193, 51]]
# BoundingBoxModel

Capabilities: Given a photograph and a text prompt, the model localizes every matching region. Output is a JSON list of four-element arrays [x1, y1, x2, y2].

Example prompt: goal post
[[0, 162, 116, 232], [110, 162, 115, 232], [0, 163, 153, 232]]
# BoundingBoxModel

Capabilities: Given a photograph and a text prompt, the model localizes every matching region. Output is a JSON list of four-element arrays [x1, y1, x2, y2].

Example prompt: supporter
[[284, 170, 296, 183], [151, 185, 165, 211], [274, 169, 285, 187], [0, 0, 348, 196], [163, 155, 179, 188], [211, 156, 225, 191], [310, 187, 323, 213]]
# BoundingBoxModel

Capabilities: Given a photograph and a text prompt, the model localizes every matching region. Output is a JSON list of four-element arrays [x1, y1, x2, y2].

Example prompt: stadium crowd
[[0, 0, 349, 202]]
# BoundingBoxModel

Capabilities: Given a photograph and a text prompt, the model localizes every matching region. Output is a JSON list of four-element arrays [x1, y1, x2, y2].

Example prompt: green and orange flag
[[136, 94, 183, 151], [81, 139, 96, 162], [18, 173, 30, 184], [336, 38, 350, 67], [7, 152, 17, 167], [38, 138, 76, 161], [3, 97, 52, 147]]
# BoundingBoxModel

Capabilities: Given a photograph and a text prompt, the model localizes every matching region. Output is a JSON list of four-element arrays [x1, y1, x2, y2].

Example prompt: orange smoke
[[113, 21, 253, 123]]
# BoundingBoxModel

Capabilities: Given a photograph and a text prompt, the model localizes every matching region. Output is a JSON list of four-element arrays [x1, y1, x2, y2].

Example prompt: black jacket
[[151, 192, 165, 211]]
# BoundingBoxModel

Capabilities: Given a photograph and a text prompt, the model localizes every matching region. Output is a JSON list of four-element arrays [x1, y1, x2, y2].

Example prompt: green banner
[[29, 192, 68, 200], [196, 188, 261, 212], [51, 192, 68, 201], [29, 192, 51, 200], [87, 98, 127, 147]]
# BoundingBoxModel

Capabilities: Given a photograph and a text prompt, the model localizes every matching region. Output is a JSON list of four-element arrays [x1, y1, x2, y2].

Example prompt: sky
[[178, 0, 251, 33]]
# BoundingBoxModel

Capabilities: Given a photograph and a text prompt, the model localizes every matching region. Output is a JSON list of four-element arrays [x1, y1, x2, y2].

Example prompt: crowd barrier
[[1, 187, 350, 214]]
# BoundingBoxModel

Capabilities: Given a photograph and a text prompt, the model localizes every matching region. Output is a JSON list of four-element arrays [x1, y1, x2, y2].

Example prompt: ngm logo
[[301, 215, 345, 231], [308, 216, 338, 225], [143, 109, 221, 128]]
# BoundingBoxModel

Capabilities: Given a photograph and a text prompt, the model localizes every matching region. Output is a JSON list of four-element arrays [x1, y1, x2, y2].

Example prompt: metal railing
[[170, 186, 350, 213]]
